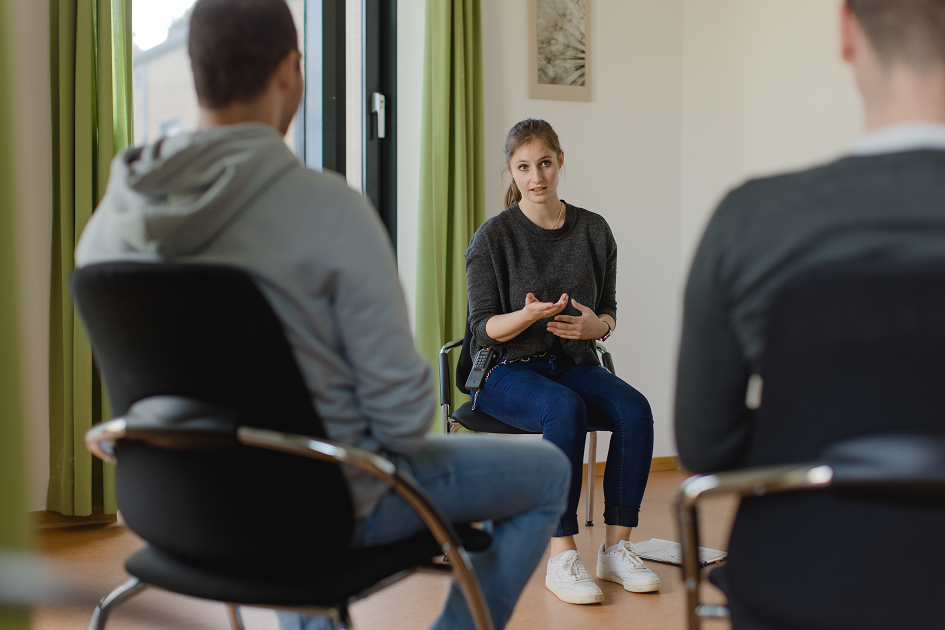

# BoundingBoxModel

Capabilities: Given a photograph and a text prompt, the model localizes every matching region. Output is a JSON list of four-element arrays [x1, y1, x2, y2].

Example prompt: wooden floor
[[32, 471, 738, 630]]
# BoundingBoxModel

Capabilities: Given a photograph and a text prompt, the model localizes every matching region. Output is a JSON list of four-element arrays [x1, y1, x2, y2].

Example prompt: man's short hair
[[847, 0, 945, 68], [188, 0, 299, 108]]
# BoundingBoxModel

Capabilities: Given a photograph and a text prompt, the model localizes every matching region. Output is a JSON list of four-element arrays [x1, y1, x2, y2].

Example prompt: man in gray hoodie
[[76, 1, 569, 629]]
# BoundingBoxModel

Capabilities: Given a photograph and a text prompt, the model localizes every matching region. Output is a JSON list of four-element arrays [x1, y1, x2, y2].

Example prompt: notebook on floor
[[632, 538, 727, 567]]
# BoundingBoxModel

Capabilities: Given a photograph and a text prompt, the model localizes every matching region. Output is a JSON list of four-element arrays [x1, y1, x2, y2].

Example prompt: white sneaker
[[545, 550, 605, 604], [597, 541, 662, 592]]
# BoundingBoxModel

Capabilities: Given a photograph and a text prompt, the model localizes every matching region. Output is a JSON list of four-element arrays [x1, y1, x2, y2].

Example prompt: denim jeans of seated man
[[475, 353, 654, 538], [277, 435, 570, 630]]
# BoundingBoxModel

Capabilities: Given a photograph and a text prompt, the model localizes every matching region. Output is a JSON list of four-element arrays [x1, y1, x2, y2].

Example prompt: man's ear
[[841, 3, 857, 65], [275, 50, 300, 91]]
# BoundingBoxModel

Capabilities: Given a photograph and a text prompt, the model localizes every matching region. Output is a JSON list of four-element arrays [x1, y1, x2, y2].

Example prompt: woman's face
[[508, 140, 564, 205]]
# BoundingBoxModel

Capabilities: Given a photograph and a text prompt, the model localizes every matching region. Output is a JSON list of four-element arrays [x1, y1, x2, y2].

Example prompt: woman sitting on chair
[[465, 118, 659, 605]]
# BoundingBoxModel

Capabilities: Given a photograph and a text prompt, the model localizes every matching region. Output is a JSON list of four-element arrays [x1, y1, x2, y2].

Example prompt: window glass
[[345, 0, 362, 191], [131, 0, 304, 156]]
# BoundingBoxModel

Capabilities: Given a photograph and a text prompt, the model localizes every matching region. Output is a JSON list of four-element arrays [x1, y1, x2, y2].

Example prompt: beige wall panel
[[681, 0, 862, 270]]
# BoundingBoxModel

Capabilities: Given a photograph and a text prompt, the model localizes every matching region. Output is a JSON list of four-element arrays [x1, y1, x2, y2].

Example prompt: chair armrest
[[85, 420, 495, 630], [439, 339, 464, 407], [85, 397, 243, 461], [675, 433, 945, 629], [236, 427, 494, 630], [439, 339, 465, 434], [675, 464, 833, 630], [85, 418, 128, 464], [595, 341, 616, 376]]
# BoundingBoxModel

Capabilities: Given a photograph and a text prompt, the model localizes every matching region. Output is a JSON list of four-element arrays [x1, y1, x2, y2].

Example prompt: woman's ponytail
[[505, 180, 522, 209]]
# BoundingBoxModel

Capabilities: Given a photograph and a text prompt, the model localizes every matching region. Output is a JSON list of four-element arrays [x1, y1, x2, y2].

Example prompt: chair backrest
[[724, 259, 945, 629], [455, 306, 476, 394], [71, 262, 354, 568]]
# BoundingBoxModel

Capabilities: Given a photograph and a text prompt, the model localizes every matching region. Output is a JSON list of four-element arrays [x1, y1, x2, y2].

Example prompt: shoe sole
[[596, 568, 662, 593], [545, 577, 604, 604]]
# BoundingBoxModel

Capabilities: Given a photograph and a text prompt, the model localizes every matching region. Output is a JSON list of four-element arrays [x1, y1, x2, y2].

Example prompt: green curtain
[[48, 0, 133, 516], [0, 1, 32, 629], [415, 0, 485, 428]]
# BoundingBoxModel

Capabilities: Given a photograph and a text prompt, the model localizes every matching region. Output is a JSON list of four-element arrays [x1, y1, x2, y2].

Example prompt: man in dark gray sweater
[[676, 0, 945, 472]]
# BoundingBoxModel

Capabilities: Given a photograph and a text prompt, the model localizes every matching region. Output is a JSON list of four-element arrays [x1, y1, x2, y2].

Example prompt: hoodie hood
[[101, 123, 301, 256]]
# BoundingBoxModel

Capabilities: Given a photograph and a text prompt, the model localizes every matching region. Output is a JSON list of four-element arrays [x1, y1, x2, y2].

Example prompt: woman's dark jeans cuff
[[553, 515, 580, 537], [604, 504, 640, 528]]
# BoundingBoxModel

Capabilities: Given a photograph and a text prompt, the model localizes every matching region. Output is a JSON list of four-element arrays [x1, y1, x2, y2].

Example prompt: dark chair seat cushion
[[451, 403, 540, 435], [452, 402, 614, 436], [126, 525, 492, 607]]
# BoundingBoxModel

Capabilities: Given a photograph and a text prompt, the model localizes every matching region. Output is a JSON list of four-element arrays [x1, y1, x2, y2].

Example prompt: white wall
[[480, 0, 685, 460], [681, 0, 862, 268], [11, 0, 52, 511]]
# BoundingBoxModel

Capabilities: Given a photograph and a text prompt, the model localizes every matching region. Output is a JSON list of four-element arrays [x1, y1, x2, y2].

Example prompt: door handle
[[372, 92, 386, 139]]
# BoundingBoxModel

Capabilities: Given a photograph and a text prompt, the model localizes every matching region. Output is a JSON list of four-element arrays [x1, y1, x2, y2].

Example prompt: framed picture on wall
[[529, 0, 592, 102]]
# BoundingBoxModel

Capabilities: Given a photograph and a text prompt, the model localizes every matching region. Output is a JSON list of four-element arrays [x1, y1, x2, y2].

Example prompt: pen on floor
[[674, 553, 708, 567]]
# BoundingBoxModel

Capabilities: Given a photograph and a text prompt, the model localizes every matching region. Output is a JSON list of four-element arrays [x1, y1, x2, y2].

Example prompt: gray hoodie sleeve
[[330, 194, 434, 453]]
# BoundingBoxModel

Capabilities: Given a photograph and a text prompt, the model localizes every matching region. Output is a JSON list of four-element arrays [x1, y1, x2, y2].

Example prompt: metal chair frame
[[675, 463, 835, 630], [439, 340, 615, 527], [85, 419, 495, 630]]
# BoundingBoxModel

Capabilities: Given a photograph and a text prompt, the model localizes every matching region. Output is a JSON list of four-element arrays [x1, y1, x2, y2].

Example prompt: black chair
[[73, 262, 495, 630], [676, 259, 945, 630], [439, 309, 618, 526]]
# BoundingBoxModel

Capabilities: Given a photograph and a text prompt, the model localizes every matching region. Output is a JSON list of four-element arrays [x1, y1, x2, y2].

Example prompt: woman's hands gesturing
[[485, 293, 611, 343], [523, 292, 569, 321], [547, 299, 611, 340], [484, 292, 569, 343]]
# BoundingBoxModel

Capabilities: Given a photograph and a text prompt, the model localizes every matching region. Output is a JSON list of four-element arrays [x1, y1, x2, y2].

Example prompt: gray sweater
[[676, 150, 945, 474], [76, 123, 434, 520], [465, 203, 617, 365]]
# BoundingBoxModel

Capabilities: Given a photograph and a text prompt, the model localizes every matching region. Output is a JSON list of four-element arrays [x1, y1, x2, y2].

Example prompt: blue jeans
[[475, 353, 654, 537], [277, 435, 569, 630]]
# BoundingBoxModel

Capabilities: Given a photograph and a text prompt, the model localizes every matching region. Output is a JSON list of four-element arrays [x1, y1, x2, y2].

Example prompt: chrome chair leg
[[88, 577, 147, 630], [226, 603, 246, 630], [585, 431, 598, 526]]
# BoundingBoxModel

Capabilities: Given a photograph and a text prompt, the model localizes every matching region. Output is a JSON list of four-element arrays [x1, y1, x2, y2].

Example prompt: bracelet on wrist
[[599, 320, 613, 342]]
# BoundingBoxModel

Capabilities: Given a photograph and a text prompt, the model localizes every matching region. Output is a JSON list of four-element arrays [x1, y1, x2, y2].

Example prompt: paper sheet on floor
[[632, 538, 727, 567]]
